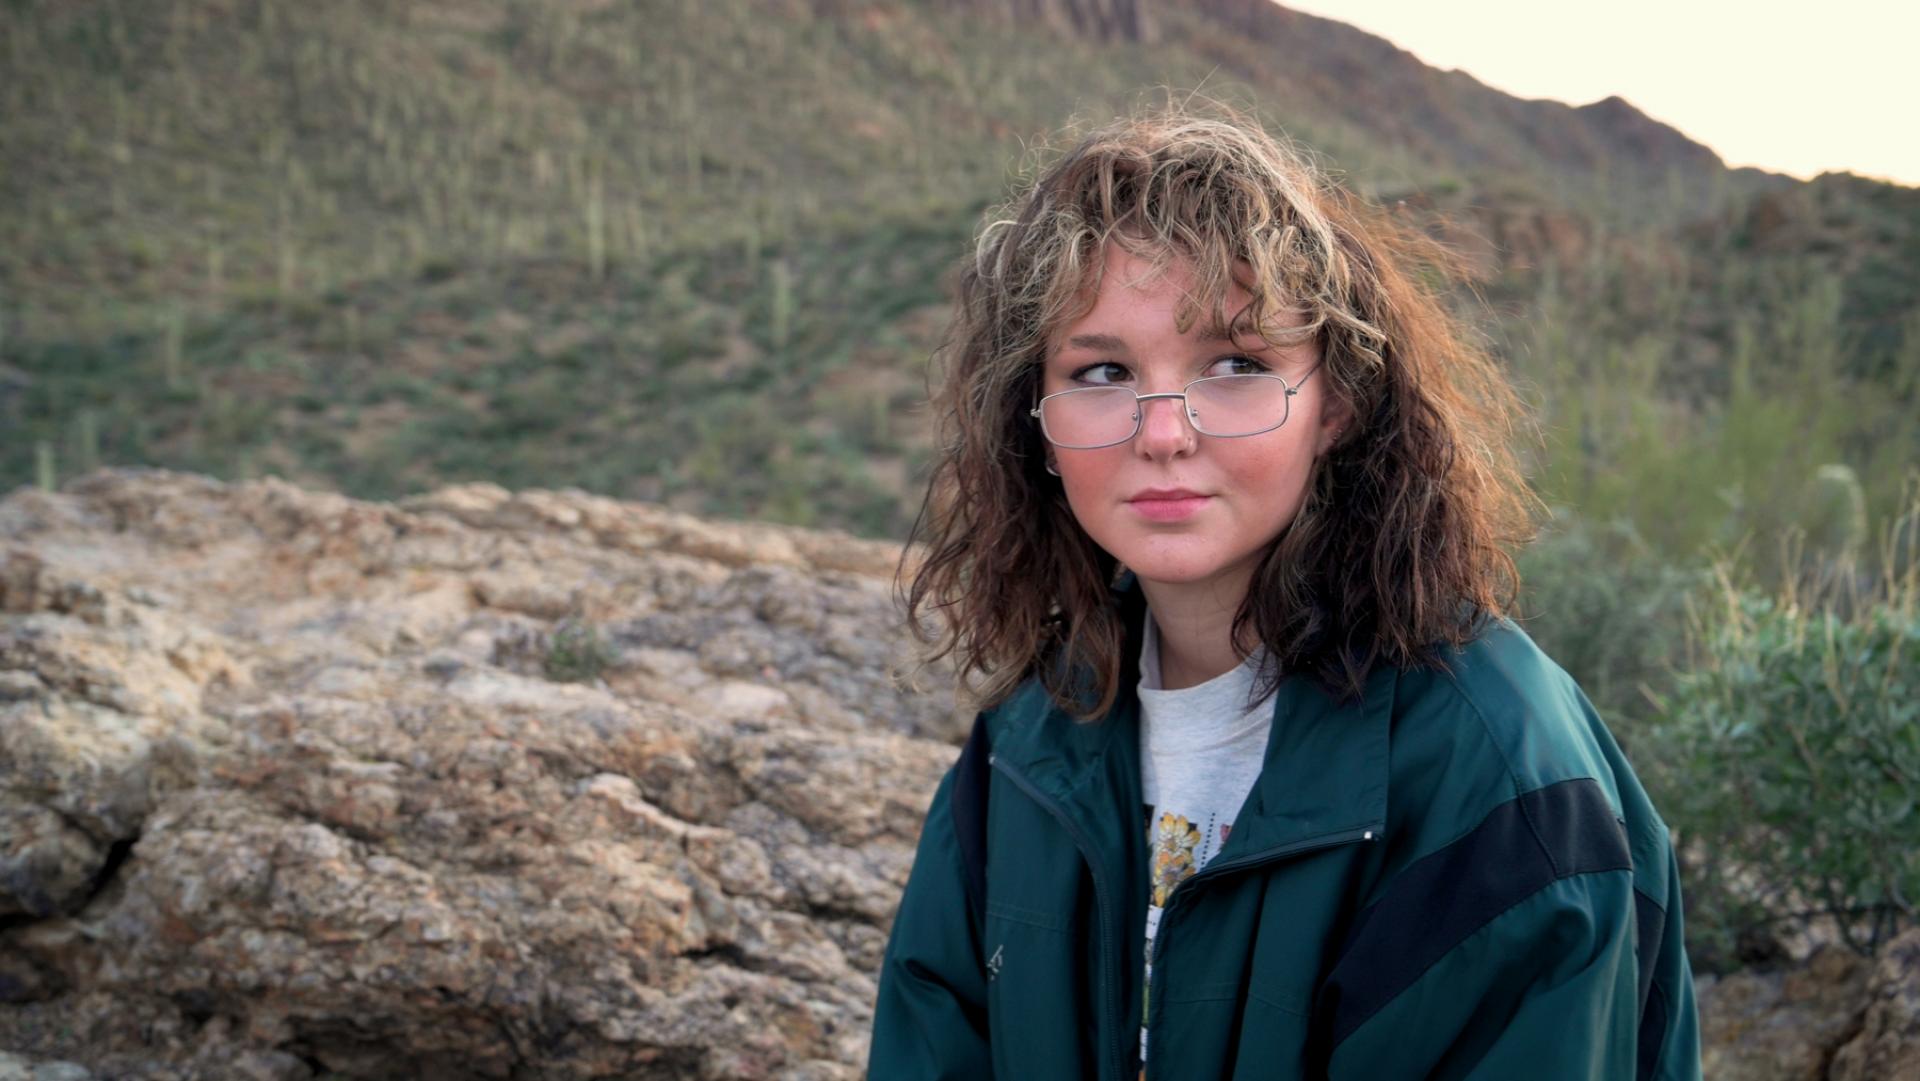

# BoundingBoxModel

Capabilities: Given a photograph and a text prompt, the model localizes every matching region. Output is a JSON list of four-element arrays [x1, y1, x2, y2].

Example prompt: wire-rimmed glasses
[[1030, 361, 1322, 450]]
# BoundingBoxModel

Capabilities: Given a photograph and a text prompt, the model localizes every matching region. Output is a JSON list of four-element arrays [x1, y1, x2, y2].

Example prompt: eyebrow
[[1062, 333, 1129, 353], [1059, 325, 1266, 354]]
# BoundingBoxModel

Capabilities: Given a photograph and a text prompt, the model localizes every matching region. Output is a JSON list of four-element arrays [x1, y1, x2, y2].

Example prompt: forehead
[[1050, 243, 1296, 349]]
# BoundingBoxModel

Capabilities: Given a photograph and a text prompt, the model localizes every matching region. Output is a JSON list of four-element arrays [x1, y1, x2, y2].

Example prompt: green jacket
[[868, 575, 1702, 1080]]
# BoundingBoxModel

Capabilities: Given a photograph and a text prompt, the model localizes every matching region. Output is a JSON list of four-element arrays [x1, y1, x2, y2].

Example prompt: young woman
[[869, 105, 1702, 1081]]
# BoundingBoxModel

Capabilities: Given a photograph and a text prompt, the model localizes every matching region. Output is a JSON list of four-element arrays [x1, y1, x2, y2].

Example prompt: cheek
[[1053, 451, 1124, 519], [1219, 436, 1318, 515]]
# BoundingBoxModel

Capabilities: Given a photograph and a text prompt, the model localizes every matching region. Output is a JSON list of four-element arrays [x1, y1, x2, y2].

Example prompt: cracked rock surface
[[0, 468, 964, 1080]]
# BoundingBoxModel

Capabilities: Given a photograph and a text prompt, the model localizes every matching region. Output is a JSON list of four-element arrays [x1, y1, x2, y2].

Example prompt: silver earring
[[1045, 458, 1060, 476]]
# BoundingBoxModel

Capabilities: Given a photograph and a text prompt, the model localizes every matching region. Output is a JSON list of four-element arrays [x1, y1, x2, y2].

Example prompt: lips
[[1127, 488, 1210, 522], [1129, 487, 1205, 502]]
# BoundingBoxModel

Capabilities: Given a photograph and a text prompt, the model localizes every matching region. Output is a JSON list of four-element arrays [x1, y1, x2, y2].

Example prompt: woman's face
[[1040, 242, 1346, 603]]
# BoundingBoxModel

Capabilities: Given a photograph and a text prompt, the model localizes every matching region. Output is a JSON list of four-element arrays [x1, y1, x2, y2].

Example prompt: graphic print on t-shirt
[[1151, 810, 1202, 904], [1140, 800, 1236, 1077], [1134, 607, 1274, 1078]]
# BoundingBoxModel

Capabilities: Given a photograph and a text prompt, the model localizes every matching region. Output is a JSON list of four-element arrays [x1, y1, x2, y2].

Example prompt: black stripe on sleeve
[[1319, 776, 1634, 1052], [1632, 872, 1677, 1080], [1637, 978, 1670, 1081], [1633, 886, 1666, 1018]]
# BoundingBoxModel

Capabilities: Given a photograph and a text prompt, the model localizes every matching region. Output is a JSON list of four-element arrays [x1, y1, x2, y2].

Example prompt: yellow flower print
[[1151, 811, 1202, 907]]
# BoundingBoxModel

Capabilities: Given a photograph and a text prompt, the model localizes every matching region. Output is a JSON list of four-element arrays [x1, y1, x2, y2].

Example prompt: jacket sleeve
[[1322, 861, 1703, 1081], [865, 762, 993, 1080], [1633, 844, 1705, 1081]]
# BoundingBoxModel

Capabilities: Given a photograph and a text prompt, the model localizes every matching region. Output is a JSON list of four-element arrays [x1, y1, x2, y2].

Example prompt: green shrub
[[1514, 509, 1706, 752], [1642, 522, 1919, 968], [544, 618, 613, 684]]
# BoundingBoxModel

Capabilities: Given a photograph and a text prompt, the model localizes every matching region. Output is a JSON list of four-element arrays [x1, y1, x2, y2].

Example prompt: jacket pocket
[[1225, 990, 1313, 1079], [983, 905, 1096, 1079]]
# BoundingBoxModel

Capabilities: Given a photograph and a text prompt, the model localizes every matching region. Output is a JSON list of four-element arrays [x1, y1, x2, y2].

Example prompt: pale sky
[[1281, 1, 1919, 186]]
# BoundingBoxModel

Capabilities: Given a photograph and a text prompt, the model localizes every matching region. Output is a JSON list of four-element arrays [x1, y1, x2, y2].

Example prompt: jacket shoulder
[[1390, 616, 1684, 914], [976, 673, 1067, 750], [1396, 615, 1625, 815], [1329, 619, 1700, 1079]]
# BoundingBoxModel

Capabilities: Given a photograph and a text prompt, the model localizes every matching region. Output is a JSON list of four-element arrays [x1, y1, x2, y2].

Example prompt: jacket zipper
[[989, 752, 1128, 1081], [1142, 825, 1378, 1081]]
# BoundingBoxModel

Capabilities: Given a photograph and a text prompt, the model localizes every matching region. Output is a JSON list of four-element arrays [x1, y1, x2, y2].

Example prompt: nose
[[1133, 393, 1197, 460]]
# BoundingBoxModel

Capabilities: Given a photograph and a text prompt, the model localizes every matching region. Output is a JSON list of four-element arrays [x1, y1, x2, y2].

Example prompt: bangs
[[1035, 222, 1325, 362]]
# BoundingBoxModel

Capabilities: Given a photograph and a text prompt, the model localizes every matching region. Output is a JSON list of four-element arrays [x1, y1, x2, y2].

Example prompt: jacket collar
[[990, 570, 1393, 856]]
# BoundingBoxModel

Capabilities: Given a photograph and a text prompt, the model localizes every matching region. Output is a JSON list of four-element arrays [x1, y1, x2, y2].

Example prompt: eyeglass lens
[[1039, 375, 1293, 448]]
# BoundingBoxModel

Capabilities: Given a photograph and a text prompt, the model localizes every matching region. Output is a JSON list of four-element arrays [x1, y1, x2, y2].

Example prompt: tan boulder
[[0, 468, 962, 1080]]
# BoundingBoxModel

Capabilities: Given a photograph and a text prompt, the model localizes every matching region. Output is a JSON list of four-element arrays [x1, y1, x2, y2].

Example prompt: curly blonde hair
[[900, 101, 1542, 718]]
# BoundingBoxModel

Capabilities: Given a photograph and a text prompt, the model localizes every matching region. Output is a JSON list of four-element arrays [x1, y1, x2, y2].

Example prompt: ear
[[1314, 390, 1353, 456]]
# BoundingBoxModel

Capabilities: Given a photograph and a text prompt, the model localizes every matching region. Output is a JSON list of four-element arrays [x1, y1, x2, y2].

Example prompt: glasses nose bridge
[[1131, 389, 1197, 442]]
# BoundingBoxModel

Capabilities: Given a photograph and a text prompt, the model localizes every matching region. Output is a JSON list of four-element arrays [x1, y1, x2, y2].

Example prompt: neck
[[1139, 572, 1259, 690]]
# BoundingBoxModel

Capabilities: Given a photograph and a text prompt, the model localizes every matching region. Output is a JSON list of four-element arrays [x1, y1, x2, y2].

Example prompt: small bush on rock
[[1643, 500, 1920, 969], [545, 618, 613, 684]]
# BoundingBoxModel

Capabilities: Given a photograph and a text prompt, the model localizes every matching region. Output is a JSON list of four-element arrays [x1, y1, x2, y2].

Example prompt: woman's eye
[[1208, 355, 1272, 377], [1071, 361, 1132, 385]]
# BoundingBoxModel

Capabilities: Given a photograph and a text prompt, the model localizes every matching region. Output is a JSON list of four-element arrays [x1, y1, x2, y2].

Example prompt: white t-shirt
[[1137, 609, 1276, 1074]]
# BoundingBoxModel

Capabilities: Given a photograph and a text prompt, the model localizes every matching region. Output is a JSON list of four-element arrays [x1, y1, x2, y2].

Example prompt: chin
[[1113, 548, 1234, 587], [1108, 532, 1267, 593]]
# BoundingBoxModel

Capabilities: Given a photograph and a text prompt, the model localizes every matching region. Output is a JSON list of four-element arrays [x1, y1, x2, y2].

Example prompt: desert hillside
[[6, 0, 1915, 548]]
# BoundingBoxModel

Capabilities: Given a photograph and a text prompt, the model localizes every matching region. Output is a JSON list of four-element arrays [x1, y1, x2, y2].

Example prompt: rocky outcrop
[[1696, 946, 1874, 1081], [1692, 930, 1920, 1079], [1828, 930, 1920, 1080], [0, 468, 962, 1080]]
